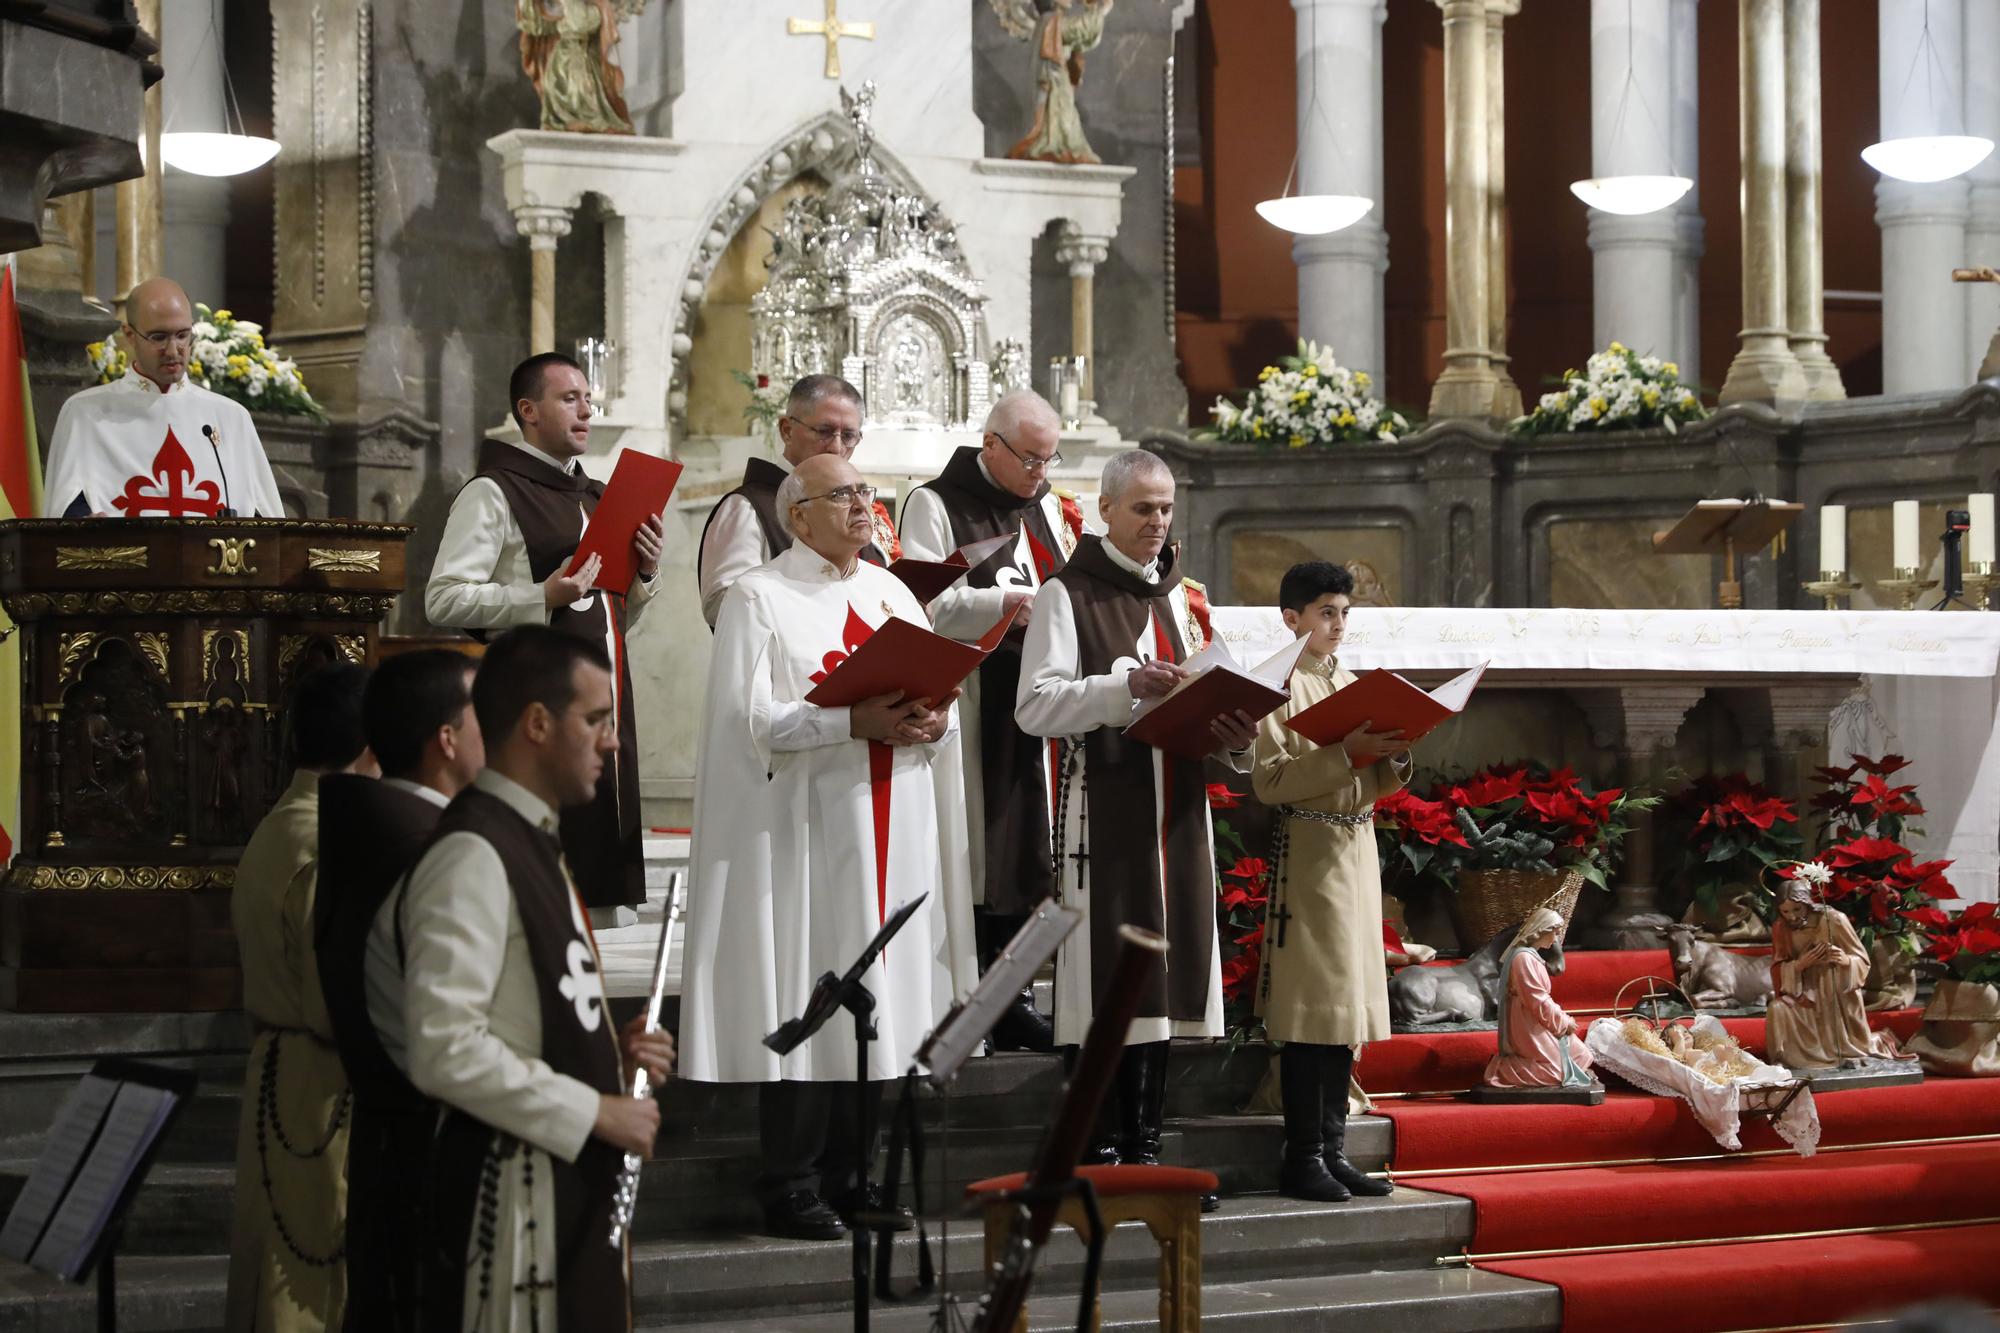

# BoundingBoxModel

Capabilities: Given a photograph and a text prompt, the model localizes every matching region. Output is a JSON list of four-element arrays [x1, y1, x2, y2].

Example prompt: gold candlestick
[[1876, 565, 1939, 611], [1963, 560, 1999, 611], [1801, 570, 1862, 610]]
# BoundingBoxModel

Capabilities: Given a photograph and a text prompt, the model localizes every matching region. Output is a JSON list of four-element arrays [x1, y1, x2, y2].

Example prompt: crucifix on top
[[788, 0, 875, 79]]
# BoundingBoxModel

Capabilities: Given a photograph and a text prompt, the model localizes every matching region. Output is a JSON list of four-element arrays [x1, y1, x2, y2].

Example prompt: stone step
[[0, 1254, 227, 1333]]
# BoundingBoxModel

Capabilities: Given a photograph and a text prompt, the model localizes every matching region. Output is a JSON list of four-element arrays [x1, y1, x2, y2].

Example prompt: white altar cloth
[[1208, 608, 2000, 904]]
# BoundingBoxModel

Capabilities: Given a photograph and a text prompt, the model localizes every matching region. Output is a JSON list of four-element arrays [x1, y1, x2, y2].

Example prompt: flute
[[608, 869, 684, 1248]]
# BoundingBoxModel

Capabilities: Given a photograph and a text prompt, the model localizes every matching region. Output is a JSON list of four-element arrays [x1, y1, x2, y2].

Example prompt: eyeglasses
[[801, 484, 878, 507], [129, 327, 195, 349], [990, 431, 1062, 473], [786, 417, 865, 449]]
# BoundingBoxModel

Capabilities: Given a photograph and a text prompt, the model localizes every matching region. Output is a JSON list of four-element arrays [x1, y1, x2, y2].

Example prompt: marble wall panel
[[1227, 526, 1405, 607], [1548, 517, 1713, 610]]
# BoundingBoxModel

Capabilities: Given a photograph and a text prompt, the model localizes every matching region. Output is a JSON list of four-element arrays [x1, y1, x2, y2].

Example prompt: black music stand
[[765, 893, 929, 1333], [0, 1059, 195, 1333]]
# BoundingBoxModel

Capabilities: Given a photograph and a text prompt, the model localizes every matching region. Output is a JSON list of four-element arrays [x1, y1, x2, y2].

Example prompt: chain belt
[[1279, 805, 1375, 828]]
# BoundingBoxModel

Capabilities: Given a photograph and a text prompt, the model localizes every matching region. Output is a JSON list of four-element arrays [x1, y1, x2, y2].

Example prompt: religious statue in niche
[[1480, 908, 1602, 1096], [516, 0, 650, 135], [1766, 876, 1916, 1071], [61, 642, 166, 842], [989, 338, 1032, 396], [993, 0, 1116, 165], [202, 633, 251, 835]]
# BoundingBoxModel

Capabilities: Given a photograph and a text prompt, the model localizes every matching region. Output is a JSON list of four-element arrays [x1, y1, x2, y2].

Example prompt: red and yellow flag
[[0, 260, 44, 865]]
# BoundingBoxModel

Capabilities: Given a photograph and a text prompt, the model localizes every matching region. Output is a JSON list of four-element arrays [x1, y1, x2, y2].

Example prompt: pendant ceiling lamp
[[1863, 0, 1992, 183], [1257, 2, 1373, 236], [159, 6, 279, 177], [1570, 0, 1692, 217]]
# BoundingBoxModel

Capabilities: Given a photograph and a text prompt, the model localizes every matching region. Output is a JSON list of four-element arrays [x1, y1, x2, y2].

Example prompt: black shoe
[[1200, 1192, 1220, 1213], [991, 989, 1055, 1053], [1082, 1138, 1122, 1167], [1118, 1042, 1168, 1166], [1326, 1155, 1392, 1198], [830, 1181, 914, 1233], [1278, 1154, 1351, 1203], [763, 1190, 847, 1241]]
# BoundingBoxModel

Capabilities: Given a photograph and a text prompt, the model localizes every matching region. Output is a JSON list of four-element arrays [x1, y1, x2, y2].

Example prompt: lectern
[[0, 518, 411, 1011]]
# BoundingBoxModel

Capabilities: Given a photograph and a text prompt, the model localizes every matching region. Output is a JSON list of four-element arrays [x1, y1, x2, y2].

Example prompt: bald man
[[44, 278, 286, 518]]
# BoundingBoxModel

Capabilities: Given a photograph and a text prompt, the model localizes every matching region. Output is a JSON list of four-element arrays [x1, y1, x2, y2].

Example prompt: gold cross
[[787, 0, 875, 79]]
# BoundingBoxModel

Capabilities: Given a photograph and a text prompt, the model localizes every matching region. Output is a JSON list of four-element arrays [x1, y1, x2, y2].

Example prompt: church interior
[[4, 0, 2000, 1328]]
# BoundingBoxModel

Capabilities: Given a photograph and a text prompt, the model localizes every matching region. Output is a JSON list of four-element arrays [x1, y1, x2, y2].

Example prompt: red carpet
[[1480, 1222, 2000, 1333]]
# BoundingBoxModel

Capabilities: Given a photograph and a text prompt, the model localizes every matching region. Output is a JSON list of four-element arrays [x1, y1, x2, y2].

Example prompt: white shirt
[[43, 369, 285, 518], [698, 487, 780, 629], [365, 769, 601, 1164], [425, 438, 655, 632]]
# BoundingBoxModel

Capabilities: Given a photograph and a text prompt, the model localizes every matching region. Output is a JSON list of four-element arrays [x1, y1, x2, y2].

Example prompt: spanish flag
[[0, 260, 44, 866]]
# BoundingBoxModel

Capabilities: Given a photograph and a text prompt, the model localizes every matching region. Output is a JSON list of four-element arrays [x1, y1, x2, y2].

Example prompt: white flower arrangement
[[1515, 341, 1706, 436], [1206, 339, 1409, 449], [88, 303, 325, 420]]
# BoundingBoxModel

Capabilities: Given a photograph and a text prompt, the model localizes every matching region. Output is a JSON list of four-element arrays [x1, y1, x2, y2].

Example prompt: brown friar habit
[[415, 785, 629, 1333], [907, 445, 1070, 914], [313, 774, 443, 1333], [471, 439, 643, 909], [697, 456, 792, 584], [1052, 535, 1216, 1026]]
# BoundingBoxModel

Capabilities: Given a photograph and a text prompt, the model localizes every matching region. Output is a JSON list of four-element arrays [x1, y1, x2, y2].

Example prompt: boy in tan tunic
[[1251, 562, 1408, 1202]]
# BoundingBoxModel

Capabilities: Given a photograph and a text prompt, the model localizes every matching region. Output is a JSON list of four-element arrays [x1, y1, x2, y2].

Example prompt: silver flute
[[608, 869, 684, 1248]]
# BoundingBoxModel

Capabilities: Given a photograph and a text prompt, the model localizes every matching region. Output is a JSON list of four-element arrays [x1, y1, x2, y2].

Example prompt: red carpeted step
[[1478, 1221, 2000, 1333], [1419, 1142, 2000, 1253], [1378, 1075, 2000, 1173]]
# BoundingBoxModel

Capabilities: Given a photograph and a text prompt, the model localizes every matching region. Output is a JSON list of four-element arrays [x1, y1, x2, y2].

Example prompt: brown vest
[[698, 456, 793, 585], [908, 447, 1071, 914], [469, 439, 642, 909], [415, 784, 629, 1333], [1052, 535, 1216, 1025]]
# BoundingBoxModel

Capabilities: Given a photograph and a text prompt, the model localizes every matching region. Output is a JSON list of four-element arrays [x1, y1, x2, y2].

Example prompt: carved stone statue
[[516, 0, 648, 135], [1482, 909, 1598, 1091], [1766, 879, 1912, 1071], [994, 0, 1116, 165]]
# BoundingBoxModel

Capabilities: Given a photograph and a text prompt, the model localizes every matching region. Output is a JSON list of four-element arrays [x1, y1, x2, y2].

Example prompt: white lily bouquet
[[1207, 339, 1409, 448], [1515, 341, 1706, 435], [89, 303, 325, 420]]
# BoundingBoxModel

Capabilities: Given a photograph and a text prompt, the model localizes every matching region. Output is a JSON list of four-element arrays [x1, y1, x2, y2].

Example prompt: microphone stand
[[200, 424, 235, 517], [1934, 509, 1974, 610]]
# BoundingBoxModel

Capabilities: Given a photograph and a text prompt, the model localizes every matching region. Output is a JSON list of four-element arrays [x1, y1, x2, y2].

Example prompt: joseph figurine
[[1766, 878, 1911, 1070]]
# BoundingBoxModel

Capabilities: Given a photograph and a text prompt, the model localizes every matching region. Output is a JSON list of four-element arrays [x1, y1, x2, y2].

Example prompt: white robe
[[43, 369, 285, 518], [1014, 551, 1238, 1048], [681, 542, 976, 1083]]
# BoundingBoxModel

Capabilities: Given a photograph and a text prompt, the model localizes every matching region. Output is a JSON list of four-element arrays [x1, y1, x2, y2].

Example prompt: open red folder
[[887, 533, 1017, 602], [564, 449, 686, 595], [804, 602, 1024, 709], [1285, 662, 1488, 766], [1122, 635, 1311, 762]]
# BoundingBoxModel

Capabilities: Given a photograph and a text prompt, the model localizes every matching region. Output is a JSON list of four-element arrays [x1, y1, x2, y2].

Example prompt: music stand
[[1654, 498, 1802, 609], [0, 1059, 195, 1333], [765, 892, 929, 1333]]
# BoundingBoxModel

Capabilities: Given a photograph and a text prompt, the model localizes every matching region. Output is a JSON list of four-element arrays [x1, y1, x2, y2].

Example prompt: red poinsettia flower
[[1524, 786, 1585, 827], [1220, 948, 1259, 1000], [1234, 923, 1265, 950], [1219, 885, 1257, 912], [1452, 767, 1528, 809], [1824, 836, 1912, 868], [1900, 906, 1953, 930], [1849, 772, 1925, 817], [1963, 902, 2000, 924], [1814, 762, 1860, 785], [1206, 783, 1241, 810], [1852, 753, 1913, 777], [1224, 856, 1269, 881]]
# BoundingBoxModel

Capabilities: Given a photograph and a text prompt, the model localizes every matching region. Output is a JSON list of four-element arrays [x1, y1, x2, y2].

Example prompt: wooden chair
[[965, 1163, 1216, 1333]]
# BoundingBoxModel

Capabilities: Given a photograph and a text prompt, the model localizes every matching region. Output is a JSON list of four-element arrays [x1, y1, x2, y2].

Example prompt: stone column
[[1670, 0, 1704, 373], [1484, 0, 1522, 418], [1576, 683, 1706, 949], [1054, 223, 1110, 410], [158, 0, 231, 305], [1428, 0, 1501, 419], [516, 206, 573, 357], [1587, 0, 1687, 364], [1962, 0, 2000, 377], [1291, 0, 1388, 379], [1782, 0, 1844, 398], [1718, 0, 1808, 404], [115, 0, 164, 307]]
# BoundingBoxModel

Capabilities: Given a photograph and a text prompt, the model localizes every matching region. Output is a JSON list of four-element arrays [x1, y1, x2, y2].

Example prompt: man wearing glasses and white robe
[[694, 374, 899, 628]]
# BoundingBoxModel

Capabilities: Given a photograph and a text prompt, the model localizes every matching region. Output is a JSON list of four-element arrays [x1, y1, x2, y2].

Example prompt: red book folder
[[564, 449, 686, 595], [1122, 636, 1311, 762], [804, 602, 1024, 708], [887, 533, 1017, 602], [1284, 663, 1487, 766]]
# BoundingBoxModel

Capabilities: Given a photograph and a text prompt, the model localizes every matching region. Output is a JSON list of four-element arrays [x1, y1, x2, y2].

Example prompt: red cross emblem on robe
[[112, 428, 224, 518], [811, 604, 895, 925]]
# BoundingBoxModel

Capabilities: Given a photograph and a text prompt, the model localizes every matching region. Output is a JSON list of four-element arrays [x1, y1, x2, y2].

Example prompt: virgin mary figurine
[[1483, 908, 1597, 1091], [1007, 0, 1115, 165]]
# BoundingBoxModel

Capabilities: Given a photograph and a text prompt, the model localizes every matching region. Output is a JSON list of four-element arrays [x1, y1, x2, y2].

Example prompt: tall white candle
[[1971, 494, 1996, 566], [1892, 500, 1921, 571], [1819, 505, 1847, 575]]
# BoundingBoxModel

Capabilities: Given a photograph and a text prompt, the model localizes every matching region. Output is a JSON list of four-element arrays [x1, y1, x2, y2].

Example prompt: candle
[[1059, 380, 1080, 423], [1971, 494, 1996, 566], [1819, 505, 1847, 576], [1892, 500, 1921, 572]]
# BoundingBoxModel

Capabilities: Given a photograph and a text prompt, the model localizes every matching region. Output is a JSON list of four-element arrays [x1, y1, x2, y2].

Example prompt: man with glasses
[[899, 390, 1085, 1050], [696, 373, 899, 628], [43, 276, 286, 517]]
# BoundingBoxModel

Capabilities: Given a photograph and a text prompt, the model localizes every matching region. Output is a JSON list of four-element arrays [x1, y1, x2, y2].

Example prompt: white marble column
[[1290, 0, 1388, 379], [1054, 223, 1111, 412], [1877, 0, 1972, 393], [1428, 0, 1501, 419], [1963, 0, 2000, 377], [1485, 0, 1522, 418], [1669, 0, 1704, 374], [1586, 0, 1688, 365], [1719, 0, 1807, 404], [159, 0, 231, 304], [1784, 0, 1843, 398]]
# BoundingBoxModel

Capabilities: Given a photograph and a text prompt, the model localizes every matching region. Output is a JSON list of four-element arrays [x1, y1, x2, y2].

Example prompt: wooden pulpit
[[0, 518, 411, 1012]]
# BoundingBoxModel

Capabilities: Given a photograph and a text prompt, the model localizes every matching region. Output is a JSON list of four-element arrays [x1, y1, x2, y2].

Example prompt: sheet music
[[1426, 662, 1488, 712], [30, 1080, 175, 1279], [0, 1074, 118, 1263], [919, 901, 1080, 1087]]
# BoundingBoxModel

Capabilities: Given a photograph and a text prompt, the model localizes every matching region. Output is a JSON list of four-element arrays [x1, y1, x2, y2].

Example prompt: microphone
[[201, 424, 236, 518]]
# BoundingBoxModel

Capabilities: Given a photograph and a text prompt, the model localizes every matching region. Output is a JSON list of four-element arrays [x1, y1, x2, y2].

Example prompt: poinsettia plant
[[1914, 901, 2000, 986], [1209, 781, 1269, 1045], [1666, 774, 1803, 922], [1813, 754, 1924, 845], [1375, 762, 1658, 893], [1779, 837, 1958, 957]]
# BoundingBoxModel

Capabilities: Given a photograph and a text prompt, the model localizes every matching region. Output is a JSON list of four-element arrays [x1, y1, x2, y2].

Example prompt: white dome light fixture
[[1864, 1, 1991, 184], [1257, 2, 1374, 237], [158, 8, 279, 179], [1569, 174, 1695, 216]]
